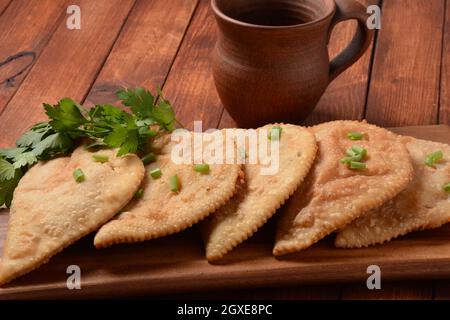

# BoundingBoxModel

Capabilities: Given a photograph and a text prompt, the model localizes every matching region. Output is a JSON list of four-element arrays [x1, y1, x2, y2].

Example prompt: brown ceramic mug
[[211, 0, 374, 127]]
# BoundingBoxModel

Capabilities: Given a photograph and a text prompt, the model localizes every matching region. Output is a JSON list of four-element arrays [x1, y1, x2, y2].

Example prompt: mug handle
[[327, 0, 374, 82]]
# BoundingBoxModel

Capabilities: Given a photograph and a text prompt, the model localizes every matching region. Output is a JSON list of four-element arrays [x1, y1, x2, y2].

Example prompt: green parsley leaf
[[44, 98, 87, 132], [117, 130, 139, 156], [153, 100, 175, 132], [138, 126, 157, 138], [32, 133, 73, 158], [102, 120, 140, 157], [12, 152, 38, 169], [0, 168, 23, 207], [116, 87, 177, 132], [116, 87, 154, 118], [84, 139, 107, 150], [0, 148, 26, 160], [103, 125, 128, 148], [135, 118, 157, 127], [0, 158, 15, 181], [89, 104, 125, 126], [16, 123, 51, 148]]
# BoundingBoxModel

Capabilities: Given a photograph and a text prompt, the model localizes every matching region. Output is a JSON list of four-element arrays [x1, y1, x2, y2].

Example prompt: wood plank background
[[365, 0, 445, 126], [0, 0, 449, 299], [0, 0, 68, 113]]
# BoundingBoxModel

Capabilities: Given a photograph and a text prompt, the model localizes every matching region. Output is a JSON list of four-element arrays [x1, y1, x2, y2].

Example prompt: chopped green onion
[[134, 188, 144, 198], [92, 154, 109, 163], [443, 183, 450, 193], [141, 152, 156, 165], [350, 145, 367, 158], [73, 168, 85, 183], [341, 145, 368, 170], [169, 175, 180, 193], [194, 164, 210, 174], [340, 154, 362, 164], [268, 126, 282, 140], [343, 145, 367, 164], [347, 132, 363, 141], [346, 148, 357, 157], [239, 148, 247, 160], [349, 161, 366, 170], [149, 168, 162, 179], [346, 149, 357, 157], [340, 157, 351, 164], [425, 150, 444, 168]]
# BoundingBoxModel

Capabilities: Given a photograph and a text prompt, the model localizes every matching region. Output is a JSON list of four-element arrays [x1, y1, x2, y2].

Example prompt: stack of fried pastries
[[1, 121, 450, 285]]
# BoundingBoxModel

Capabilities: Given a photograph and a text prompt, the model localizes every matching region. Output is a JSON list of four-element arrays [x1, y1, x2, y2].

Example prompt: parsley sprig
[[0, 87, 178, 207]]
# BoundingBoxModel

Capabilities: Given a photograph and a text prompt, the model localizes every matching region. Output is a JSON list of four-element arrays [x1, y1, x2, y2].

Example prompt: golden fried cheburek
[[202, 124, 317, 261], [0, 147, 144, 286], [94, 130, 242, 248], [273, 121, 414, 256], [336, 137, 450, 248]]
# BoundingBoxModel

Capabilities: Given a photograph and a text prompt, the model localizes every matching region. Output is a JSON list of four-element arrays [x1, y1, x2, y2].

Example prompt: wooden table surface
[[0, 0, 449, 299]]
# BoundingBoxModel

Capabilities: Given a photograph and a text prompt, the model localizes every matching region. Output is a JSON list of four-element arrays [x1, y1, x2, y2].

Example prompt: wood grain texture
[[0, 125, 449, 299], [365, 0, 445, 126], [439, 1, 450, 125], [304, 0, 378, 125], [0, 0, 11, 16], [162, 0, 223, 130], [0, 0, 135, 147], [0, 0, 68, 113], [84, 0, 198, 107], [342, 281, 433, 300]]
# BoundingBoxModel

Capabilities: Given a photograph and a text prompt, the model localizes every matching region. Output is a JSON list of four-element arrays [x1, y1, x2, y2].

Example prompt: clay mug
[[211, 0, 374, 127]]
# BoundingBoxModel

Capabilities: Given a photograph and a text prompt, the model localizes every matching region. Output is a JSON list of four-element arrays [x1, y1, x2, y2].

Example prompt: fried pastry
[[0, 146, 144, 285], [94, 130, 242, 248], [202, 124, 317, 261], [336, 136, 450, 248], [273, 121, 414, 256]]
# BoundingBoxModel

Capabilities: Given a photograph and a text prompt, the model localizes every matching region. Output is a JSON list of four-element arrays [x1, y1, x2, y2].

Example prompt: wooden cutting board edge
[[2, 257, 450, 299]]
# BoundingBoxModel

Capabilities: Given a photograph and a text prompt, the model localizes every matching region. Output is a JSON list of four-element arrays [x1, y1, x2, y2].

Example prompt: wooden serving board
[[1, 125, 450, 299]]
